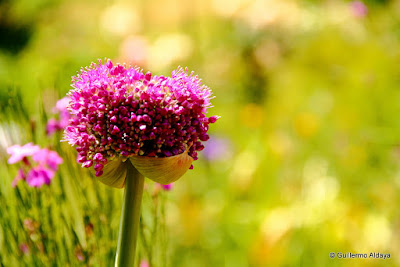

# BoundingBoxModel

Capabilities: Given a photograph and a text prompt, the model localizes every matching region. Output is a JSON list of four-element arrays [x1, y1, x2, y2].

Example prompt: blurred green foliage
[[1, 0, 400, 266]]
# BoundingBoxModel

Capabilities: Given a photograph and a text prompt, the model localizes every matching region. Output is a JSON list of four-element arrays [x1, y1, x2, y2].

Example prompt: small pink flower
[[155, 182, 174, 191], [7, 144, 63, 188], [46, 118, 62, 136], [7, 143, 40, 164], [26, 167, 54, 187], [46, 97, 71, 136], [153, 182, 174, 194], [56, 97, 71, 129], [32, 148, 63, 171], [161, 183, 173, 191]]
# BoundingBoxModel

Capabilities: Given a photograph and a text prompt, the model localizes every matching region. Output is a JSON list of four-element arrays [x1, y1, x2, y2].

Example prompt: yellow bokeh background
[[1, 0, 400, 266]]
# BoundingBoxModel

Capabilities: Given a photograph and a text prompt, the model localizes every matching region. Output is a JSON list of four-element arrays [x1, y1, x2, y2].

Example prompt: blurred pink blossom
[[7, 144, 63, 188], [32, 148, 63, 171], [202, 135, 233, 162], [26, 167, 54, 187], [351, 1, 368, 18], [46, 118, 61, 135], [140, 260, 149, 267], [7, 143, 40, 164], [155, 182, 174, 191], [19, 243, 30, 255], [55, 96, 70, 111], [46, 97, 71, 135]]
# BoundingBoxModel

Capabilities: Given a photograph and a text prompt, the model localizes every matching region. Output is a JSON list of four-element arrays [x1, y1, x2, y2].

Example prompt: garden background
[[1, 0, 400, 266]]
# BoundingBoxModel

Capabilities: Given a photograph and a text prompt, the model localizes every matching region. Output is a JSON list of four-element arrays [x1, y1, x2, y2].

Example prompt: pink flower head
[[7, 143, 40, 164], [64, 59, 219, 176], [140, 260, 149, 267], [7, 144, 63, 188]]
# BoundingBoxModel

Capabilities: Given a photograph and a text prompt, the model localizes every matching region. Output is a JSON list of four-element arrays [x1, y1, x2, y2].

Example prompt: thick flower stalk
[[63, 59, 218, 266]]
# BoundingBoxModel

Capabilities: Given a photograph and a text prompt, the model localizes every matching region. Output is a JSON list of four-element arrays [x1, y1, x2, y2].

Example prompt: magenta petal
[[48, 97, 71, 135], [7, 143, 41, 164], [46, 150, 63, 170], [26, 167, 54, 188], [82, 160, 93, 168], [32, 149, 63, 171], [59, 110, 71, 128], [46, 118, 61, 136], [161, 183, 173, 191]]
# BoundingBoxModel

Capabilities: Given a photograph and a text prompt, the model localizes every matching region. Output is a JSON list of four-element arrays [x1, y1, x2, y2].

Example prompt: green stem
[[115, 161, 145, 267]]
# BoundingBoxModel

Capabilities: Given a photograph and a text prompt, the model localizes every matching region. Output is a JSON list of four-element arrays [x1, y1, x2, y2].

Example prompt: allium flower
[[7, 143, 63, 188], [46, 97, 71, 135], [64, 59, 219, 177]]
